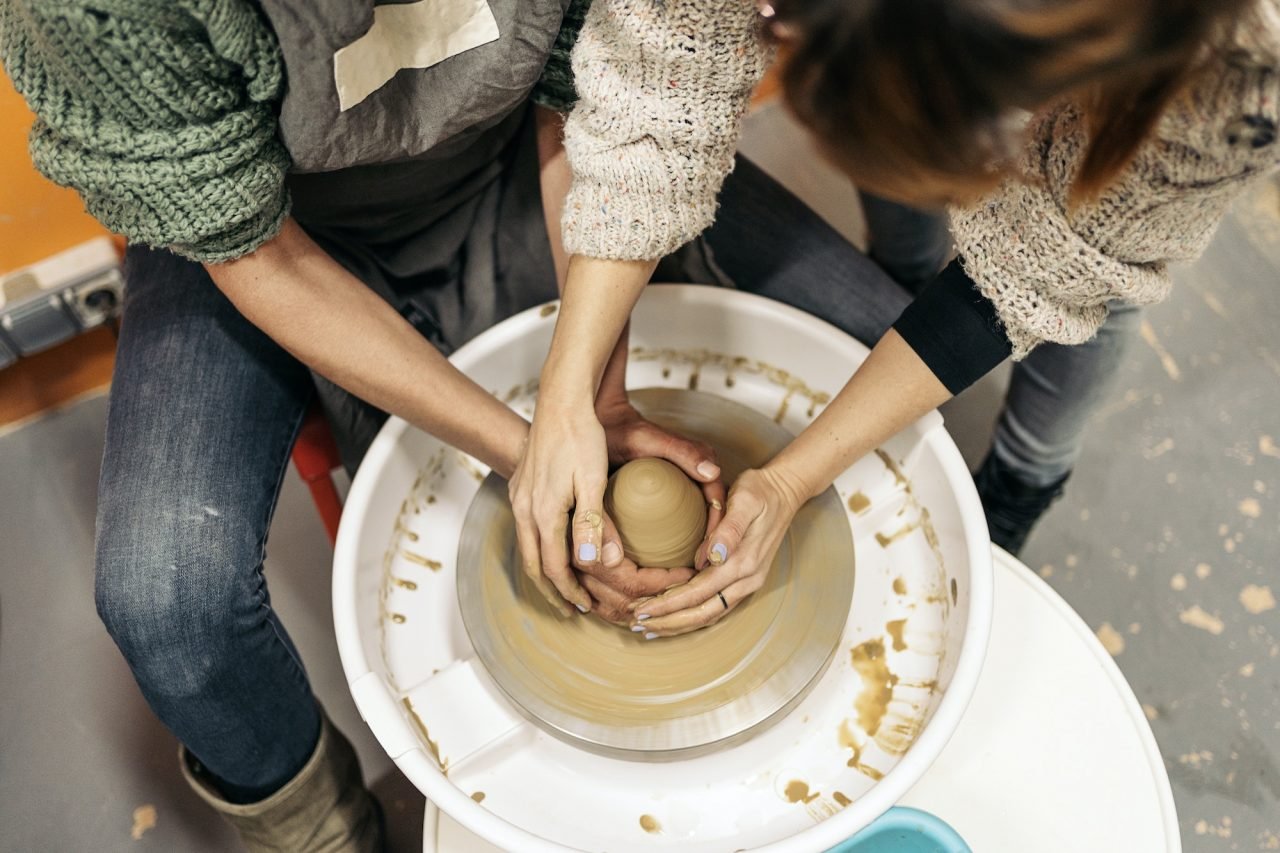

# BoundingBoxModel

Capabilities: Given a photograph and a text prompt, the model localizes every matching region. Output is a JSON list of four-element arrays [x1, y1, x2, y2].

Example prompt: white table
[[422, 549, 1179, 852]]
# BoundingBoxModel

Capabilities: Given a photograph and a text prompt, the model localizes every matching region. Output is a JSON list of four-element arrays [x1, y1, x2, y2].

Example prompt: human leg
[[94, 245, 344, 792], [857, 191, 952, 293], [978, 301, 1143, 552]]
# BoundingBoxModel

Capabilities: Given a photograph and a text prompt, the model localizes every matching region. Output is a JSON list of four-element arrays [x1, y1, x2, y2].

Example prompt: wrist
[[760, 460, 814, 514]]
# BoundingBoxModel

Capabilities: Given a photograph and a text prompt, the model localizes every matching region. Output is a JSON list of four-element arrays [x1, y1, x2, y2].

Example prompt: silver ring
[[717, 591, 729, 611]]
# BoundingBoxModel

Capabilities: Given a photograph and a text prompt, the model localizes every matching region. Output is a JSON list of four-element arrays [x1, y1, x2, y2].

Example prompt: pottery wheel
[[456, 388, 856, 759]]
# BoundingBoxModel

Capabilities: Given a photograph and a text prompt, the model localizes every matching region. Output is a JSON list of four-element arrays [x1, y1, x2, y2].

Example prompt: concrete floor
[[1, 109, 1277, 851]]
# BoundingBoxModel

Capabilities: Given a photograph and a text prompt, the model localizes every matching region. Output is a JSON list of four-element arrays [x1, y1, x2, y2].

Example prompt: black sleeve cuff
[[892, 259, 1012, 395]]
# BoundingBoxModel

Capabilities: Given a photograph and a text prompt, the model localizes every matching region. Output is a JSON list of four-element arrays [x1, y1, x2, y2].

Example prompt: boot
[[973, 451, 1070, 557], [180, 714, 385, 853]]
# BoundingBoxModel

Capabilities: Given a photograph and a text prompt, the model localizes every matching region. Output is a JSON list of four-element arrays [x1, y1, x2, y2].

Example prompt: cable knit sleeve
[[560, 0, 770, 260], [952, 39, 1280, 360], [0, 0, 291, 263]]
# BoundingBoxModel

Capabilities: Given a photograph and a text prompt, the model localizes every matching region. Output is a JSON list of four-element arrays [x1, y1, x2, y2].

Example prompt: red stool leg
[[291, 404, 345, 545]]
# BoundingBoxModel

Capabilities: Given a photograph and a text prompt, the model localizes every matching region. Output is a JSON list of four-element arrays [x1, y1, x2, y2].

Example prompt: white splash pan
[[333, 285, 993, 852]]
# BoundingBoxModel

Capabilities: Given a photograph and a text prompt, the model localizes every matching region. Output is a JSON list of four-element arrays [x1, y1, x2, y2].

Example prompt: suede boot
[[180, 715, 384, 853], [973, 451, 1071, 556]]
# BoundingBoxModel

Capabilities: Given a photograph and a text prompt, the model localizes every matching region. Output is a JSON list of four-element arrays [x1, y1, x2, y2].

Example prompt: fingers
[[696, 485, 764, 570], [514, 510, 572, 617], [702, 479, 727, 534], [627, 423, 721, 484], [600, 511, 625, 569], [570, 476, 607, 572], [537, 505, 591, 612], [637, 577, 760, 637], [579, 573, 633, 626], [588, 562, 695, 598], [630, 562, 737, 619]]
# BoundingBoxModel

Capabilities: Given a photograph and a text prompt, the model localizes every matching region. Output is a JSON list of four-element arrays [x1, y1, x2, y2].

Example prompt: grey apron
[[254, 0, 726, 469]]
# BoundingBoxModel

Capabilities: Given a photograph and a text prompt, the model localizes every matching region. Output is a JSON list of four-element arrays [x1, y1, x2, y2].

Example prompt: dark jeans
[[93, 157, 910, 801]]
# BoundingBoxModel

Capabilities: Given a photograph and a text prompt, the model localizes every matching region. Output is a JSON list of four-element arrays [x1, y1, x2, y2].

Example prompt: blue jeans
[[859, 192, 1141, 487], [93, 157, 910, 803]]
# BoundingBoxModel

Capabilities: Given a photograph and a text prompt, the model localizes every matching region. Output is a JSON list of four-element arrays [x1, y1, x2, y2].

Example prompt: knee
[[95, 500, 254, 699]]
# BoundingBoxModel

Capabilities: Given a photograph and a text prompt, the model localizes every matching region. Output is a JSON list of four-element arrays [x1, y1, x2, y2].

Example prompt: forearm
[[207, 219, 529, 477], [770, 330, 953, 501], [539, 256, 654, 406]]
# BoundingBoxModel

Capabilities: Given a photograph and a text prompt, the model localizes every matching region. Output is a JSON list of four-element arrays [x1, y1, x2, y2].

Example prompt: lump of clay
[[604, 458, 708, 568]]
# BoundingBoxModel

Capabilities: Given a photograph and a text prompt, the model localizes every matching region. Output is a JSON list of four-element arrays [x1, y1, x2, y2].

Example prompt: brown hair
[[772, 0, 1252, 207]]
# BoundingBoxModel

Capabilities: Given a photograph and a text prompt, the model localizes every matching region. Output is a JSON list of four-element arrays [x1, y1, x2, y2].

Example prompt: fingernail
[[696, 461, 720, 480], [636, 613, 650, 621], [602, 542, 622, 566], [709, 543, 728, 565], [575, 603, 589, 613], [578, 542, 598, 563], [631, 625, 645, 633], [644, 632, 658, 640], [710, 498, 723, 511]]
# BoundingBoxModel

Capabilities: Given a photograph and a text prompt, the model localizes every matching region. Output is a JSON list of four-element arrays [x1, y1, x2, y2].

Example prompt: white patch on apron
[[333, 0, 500, 112]]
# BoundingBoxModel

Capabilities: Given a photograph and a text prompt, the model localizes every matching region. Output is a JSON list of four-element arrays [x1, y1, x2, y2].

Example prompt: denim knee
[[94, 497, 256, 701]]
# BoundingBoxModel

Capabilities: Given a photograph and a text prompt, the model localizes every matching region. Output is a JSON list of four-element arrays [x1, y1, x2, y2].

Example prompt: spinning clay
[[605, 458, 707, 568]]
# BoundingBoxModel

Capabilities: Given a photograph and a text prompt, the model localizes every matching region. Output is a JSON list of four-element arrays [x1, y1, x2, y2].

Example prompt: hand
[[507, 403, 605, 614], [568, 396, 724, 621], [507, 400, 703, 620], [626, 465, 807, 637], [595, 393, 727, 531]]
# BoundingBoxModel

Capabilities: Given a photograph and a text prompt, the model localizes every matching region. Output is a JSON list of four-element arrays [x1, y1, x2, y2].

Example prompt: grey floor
[[1, 108, 1277, 851]]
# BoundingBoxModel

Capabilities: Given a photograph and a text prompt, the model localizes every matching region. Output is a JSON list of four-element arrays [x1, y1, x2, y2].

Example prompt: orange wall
[[1, 69, 114, 276]]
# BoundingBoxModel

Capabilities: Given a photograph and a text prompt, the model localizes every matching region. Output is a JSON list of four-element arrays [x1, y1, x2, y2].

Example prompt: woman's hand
[[507, 402, 605, 614], [626, 464, 807, 637], [596, 393, 727, 533]]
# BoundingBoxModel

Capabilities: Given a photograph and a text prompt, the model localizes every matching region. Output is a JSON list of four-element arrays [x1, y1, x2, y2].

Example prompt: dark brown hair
[[772, 0, 1253, 206]]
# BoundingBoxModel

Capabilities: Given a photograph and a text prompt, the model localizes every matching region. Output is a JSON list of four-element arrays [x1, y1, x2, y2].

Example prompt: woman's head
[[768, 0, 1253, 206]]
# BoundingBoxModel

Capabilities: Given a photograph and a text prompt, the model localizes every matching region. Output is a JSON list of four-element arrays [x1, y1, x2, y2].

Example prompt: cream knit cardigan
[[569, 0, 1280, 359], [949, 1, 1280, 357]]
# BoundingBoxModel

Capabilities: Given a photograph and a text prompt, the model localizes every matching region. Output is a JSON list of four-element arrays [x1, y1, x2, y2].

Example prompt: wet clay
[[456, 389, 856, 757], [605, 458, 707, 567]]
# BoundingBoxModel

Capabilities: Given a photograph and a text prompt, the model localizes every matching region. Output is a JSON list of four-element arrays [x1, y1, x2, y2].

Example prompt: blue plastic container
[[827, 807, 971, 853]]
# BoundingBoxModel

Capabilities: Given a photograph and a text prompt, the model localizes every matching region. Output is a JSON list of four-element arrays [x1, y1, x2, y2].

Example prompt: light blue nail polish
[[575, 603, 589, 613], [631, 625, 645, 633], [644, 632, 658, 640], [710, 542, 728, 564], [578, 542, 598, 562], [636, 613, 650, 621]]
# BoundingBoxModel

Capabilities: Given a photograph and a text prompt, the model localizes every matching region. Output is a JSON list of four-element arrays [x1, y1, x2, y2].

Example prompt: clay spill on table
[[631, 347, 832, 425], [838, 718, 885, 781], [401, 551, 443, 571], [378, 448, 450, 693], [847, 492, 871, 514], [639, 814, 662, 834], [401, 698, 449, 773], [892, 577, 907, 595], [392, 578, 418, 591], [850, 639, 897, 736], [885, 619, 908, 652], [833, 791, 852, 807], [784, 780, 820, 804], [539, 303, 558, 317], [130, 804, 157, 840], [471, 792, 486, 803], [951, 578, 959, 605], [875, 522, 919, 548]]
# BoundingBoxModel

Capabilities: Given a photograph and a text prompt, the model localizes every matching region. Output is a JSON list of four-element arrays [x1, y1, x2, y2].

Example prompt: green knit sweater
[[0, 0, 587, 263], [1, 0, 291, 262]]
